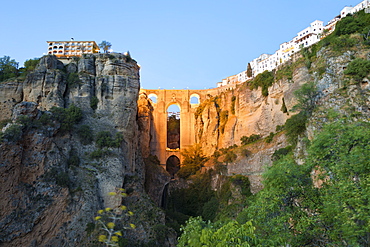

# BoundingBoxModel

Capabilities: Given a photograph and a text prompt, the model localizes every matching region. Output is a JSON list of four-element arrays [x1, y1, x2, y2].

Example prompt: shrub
[[240, 148, 251, 157], [77, 125, 94, 145], [344, 58, 370, 82], [0, 119, 11, 129], [90, 149, 110, 159], [90, 96, 99, 110], [230, 175, 252, 197], [67, 72, 81, 87], [272, 146, 293, 161], [50, 104, 83, 132], [240, 134, 261, 145], [250, 70, 274, 96], [67, 148, 80, 167], [177, 163, 201, 179], [284, 112, 307, 145], [224, 151, 237, 163], [96, 131, 123, 149], [2, 124, 23, 142], [265, 132, 275, 143]]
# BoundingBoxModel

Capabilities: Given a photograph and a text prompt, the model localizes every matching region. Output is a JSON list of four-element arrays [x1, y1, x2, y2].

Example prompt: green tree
[[99, 41, 112, 53], [0, 56, 18, 81], [292, 81, 318, 115], [306, 121, 370, 246], [177, 144, 208, 179], [246, 62, 253, 78]]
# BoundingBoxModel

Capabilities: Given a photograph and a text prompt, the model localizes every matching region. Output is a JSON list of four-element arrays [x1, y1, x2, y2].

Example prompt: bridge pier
[[140, 88, 218, 166]]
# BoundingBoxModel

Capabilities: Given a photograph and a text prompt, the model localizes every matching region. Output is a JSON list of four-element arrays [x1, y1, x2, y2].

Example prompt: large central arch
[[140, 88, 222, 165]]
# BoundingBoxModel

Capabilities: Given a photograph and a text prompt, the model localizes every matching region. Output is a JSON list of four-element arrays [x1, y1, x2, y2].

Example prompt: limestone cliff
[[0, 54, 173, 246], [194, 45, 370, 193]]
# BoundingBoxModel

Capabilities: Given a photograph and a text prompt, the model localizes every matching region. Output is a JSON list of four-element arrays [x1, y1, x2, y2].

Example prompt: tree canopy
[[99, 41, 112, 53], [0, 56, 18, 82]]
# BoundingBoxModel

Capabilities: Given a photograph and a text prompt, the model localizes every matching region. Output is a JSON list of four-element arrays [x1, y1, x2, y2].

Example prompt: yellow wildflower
[[105, 207, 112, 211], [111, 236, 119, 242], [94, 216, 101, 221], [130, 223, 136, 229], [115, 231, 122, 236], [97, 210, 104, 214], [120, 205, 127, 211], [128, 211, 134, 216], [108, 192, 117, 196], [98, 235, 107, 242], [107, 222, 115, 229]]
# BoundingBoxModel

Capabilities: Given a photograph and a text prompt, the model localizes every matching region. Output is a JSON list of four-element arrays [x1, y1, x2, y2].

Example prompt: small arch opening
[[190, 94, 200, 104], [148, 93, 158, 104], [166, 155, 180, 177], [167, 104, 180, 149]]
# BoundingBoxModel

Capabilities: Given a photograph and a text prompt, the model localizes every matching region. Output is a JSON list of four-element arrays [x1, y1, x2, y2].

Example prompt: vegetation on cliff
[[178, 11, 370, 245]]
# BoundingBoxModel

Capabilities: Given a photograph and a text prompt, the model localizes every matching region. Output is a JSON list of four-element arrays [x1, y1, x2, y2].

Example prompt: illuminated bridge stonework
[[140, 88, 222, 165]]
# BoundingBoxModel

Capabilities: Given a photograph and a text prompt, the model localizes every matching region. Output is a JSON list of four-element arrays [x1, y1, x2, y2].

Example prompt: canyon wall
[[0, 54, 173, 246]]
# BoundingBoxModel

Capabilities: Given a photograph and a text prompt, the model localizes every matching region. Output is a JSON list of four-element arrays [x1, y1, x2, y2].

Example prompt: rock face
[[0, 54, 172, 246], [195, 65, 309, 156], [193, 47, 370, 193]]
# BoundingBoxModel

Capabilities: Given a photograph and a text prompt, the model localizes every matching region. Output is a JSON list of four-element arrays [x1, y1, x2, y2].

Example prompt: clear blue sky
[[1, 0, 362, 89]]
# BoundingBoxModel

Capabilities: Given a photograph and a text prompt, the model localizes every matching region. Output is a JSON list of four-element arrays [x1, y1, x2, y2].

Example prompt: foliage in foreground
[[180, 120, 370, 246], [178, 217, 260, 247]]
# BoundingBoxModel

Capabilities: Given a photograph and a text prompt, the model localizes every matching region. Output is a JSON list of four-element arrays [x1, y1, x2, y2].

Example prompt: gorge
[[1, 10, 370, 246]]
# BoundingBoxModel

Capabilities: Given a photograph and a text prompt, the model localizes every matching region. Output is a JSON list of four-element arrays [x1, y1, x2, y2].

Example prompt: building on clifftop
[[46, 40, 99, 58]]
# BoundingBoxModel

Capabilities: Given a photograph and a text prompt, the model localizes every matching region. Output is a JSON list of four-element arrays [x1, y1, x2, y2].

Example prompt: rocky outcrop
[[0, 54, 172, 246]]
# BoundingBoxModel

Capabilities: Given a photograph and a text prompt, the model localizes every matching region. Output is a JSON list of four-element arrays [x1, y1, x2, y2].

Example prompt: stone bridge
[[140, 88, 224, 167]]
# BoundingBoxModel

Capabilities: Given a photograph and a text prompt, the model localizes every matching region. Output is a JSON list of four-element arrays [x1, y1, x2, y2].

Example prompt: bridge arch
[[190, 93, 200, 104], [140, 88, 219, 165], [148, 93, 158, 104], [166, 155, 180, 177]]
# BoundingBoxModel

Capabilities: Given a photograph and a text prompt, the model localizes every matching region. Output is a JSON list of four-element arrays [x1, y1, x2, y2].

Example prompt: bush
[[272, 146, 293, 161], [90, 96, 99, 110], [50, 104, 82, 132], [2, 124, 23, 142], [224, 151, 237, 163], [265, 132, 275, 143], [67, 148, 80, 167], [250, 70, 274, 96], [240, 134, 261, 145], [240, 148, 251, 157], [230, 175, 252, 197], [90, 149, 110, 159], [284, 112, 307, 145], [177, 163, 201, 179], [77, 125, 94, 145], [344, 58, 370, 82], [95, 131, 122, 148], [0, 119, 11, 129], [67, 72, 81, 87]]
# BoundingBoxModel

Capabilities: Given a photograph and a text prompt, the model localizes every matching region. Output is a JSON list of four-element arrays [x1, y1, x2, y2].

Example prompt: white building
[[217, 0, 370, 88], [340, 0, 370, 17], [294, 20, 324, 50]]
